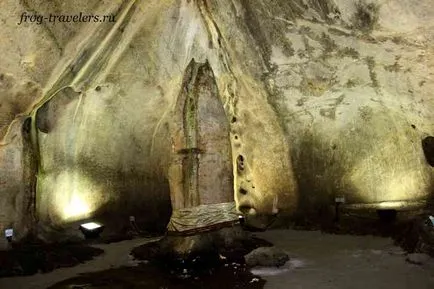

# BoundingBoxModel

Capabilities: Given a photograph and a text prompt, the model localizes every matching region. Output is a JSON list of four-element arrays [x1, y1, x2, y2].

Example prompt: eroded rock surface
[[0, 0, 433, 245]]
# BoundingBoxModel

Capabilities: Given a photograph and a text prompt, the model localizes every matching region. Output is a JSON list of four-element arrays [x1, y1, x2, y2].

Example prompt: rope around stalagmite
[[166, 202, 240, 236]]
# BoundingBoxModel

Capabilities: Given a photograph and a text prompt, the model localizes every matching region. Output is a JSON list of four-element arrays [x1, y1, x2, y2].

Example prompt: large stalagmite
[[0, 0, 433, 249], [167, 59, 237, 234]]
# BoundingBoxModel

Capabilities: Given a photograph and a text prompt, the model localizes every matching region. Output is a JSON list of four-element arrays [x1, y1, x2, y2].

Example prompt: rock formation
[[0, 0, 433, 249]]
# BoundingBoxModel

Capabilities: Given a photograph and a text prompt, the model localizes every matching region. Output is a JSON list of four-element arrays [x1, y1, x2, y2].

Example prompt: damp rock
[[244, 246, 289, 267], [406, 253, 431, 265]]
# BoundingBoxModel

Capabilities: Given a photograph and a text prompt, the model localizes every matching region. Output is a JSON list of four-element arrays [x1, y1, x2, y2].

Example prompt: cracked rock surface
[[0, 0, 433, 247]]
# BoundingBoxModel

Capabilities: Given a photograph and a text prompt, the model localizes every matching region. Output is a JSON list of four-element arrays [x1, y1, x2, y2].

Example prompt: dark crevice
[[238, 204, 252, 214], [422, 136, 434, 167], [377, 209, 397, 222], [236, 155, 245, 172]]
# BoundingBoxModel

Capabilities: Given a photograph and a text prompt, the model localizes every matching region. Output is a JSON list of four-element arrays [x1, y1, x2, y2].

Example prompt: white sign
[[335, 196, 345, 203], [5, 228, 13, 238]]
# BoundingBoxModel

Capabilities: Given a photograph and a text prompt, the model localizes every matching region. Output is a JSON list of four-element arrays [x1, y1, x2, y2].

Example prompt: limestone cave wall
[[0, 0, 433, 248]]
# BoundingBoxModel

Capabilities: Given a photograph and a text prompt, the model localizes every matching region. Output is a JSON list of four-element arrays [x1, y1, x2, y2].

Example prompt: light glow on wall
[[63, 193, 91, 220], [348, 156, 430, 205], [43, 171, 108, 222]]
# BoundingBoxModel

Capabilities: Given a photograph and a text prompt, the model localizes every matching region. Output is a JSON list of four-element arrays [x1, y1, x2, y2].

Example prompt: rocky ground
[[0, 239, 103, 277], [0, 226, 433, 289]]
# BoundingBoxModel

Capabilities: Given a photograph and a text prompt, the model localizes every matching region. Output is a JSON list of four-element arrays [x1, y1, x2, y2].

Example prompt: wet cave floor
[[47, 261, 265, 289], [46, 233, 272, 289], [1, 216, 434, 289]]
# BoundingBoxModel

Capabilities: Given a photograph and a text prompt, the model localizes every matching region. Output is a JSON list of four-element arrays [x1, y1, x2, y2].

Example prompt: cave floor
[[255, 230, 434, 289], [0, 230, 433, 289]]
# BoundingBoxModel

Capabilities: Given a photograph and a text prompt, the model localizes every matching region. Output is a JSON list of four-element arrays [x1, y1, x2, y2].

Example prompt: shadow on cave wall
[[273, 129, 434, 230], [35, 87, 79, 134], [285, 130, 358, 228], [81, 156, 172, 232]]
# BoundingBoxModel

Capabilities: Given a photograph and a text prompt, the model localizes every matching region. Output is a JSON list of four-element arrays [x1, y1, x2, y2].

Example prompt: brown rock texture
[[0, 0, 433, 247]]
